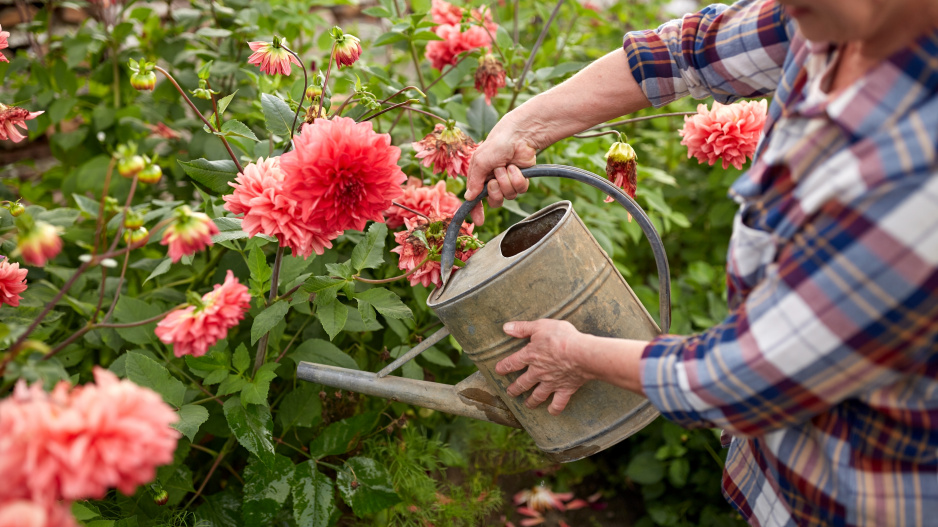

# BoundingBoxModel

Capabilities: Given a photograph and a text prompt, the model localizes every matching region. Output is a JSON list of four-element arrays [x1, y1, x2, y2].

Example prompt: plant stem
[[583, 111, 697, 132], [391, 201, 431, 222], [273, 283, 304, 303], [184, 437, 234, 509], [153, 65, 243, 173], [274, 318, 312, 363], [408, 42, 428, 94], [572, 129, 624, 140], [361, 99, 418, 122], [282, 45, 308, 138], [378, 86, 426, 106], [93, 158, 116, 254], [207, 81, 222, 130], [508, 0, 565, 112], [425, 55, 470, 92], [353, 256, 429, 284], [44, 303, 186, 360], [513, 0, 520, 45], [401, 106, 448, 122], [316, 43, 336, 121], [254, 246, 284, 375]]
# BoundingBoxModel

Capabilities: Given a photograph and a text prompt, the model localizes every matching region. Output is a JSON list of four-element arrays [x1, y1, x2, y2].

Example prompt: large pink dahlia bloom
[[279, 117, 406, 234], [224, 157, 342, 258], [425, 23, 493, 72], [155, 270, 251, 357], [430, 0, 464, 24], [384, 177, 462, 229], [0, 500, 76, 527], [679, 99, 767, 170], [0, 25, 9, 63], [0, 258, 27, 307]]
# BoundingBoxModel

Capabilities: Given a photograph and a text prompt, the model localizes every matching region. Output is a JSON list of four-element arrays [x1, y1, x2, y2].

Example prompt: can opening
[[500, 208, 566, 258]]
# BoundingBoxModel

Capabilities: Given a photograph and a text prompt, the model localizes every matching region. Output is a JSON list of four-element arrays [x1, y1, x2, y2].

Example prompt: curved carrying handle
[[441, 164, 672, 333]]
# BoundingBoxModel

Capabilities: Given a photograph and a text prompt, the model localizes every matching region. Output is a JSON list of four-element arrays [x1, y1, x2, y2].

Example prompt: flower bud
[[118, 155, 146, 178], [603, 140, 638, 209], [123, 226, 150, 249], [123, 209, 145, 231], [306, 85, 323, 101], [138, 162, 162, 184], [154, 489, 169, 506], [7, 202, 25, 217], [331, 28, 362, 68], [16, 220, 63, 267], [131, 71, 157, 91]]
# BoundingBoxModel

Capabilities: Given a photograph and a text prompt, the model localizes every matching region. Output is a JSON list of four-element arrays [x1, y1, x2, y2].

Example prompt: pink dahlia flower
[[0, 500, 77, 527], [391, 216, 481, 288], [0, 258, 27, 307], [413, 123, 479, 178], [155, 270, 251, 357], [425, 23, 493, 71], [160, 206, 219, 263], [430, 0, 464, 24], [16, 221, 62, 267], [333, 33, 362, 68], [0, 25, 9, 63], [0, 104, 43, 143], [247, 40, 302, 76], [279, 117, 406, 234], [225, 157, 342, 258], [679, 99, 767, 170], [474, 53, 506, 105], [384, 177, 462, 229]]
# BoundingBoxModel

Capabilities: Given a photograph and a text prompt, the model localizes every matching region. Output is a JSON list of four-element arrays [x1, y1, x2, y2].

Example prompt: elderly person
[[465, 0, 938, 525]]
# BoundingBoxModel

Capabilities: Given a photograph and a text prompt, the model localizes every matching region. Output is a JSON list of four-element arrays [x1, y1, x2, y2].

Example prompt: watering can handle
[[441, 164, 672, 333]]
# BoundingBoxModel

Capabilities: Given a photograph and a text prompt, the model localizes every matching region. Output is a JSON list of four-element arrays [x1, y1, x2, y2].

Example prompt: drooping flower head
[[160, 206, 219, 263], [384, 177, 462, 229], [413, 122, 479, 178], [224, 157, 342, 258], [0, 25, 9, 63], [603, 140, 638, 206], [127, 59, 156, 91], [0, 104, 43, 143], [0, 257, 28, 307], [279, 117, 406, 234], [331, 27, 362, 69], [391, 216, 482, 288], [474, 53, 506, 105], [679, 99, 767, 170], [247, 37, 302, 76], [154, 270, 251, 357], [15, 219, 62, 267]]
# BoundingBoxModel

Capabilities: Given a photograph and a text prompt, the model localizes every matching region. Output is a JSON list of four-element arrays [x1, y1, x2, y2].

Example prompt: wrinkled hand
[[465, 118, 537, 225], [494, 319, 592, 415]]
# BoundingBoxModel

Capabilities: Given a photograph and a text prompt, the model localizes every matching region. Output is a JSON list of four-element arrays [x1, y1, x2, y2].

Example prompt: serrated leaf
[[217, 91, 237, 116], [292, 461, 338, 527], [217, 374, 248, 396], [317, 300, 348, 341], [241, 363, 278, 406], [251, 301, 290, 345], [308, 411, 379, 459], [337, 457, 400, 517], [418, 347, 454, 368], [173, 404, 210, 441], [353, 288, 412, 320], [220, 119, 259, 141], [124, 352, 186, 408], [291, 339, 358, 371], [248, 246, 272, 286], [178, 158, 239, 195], [243, 454, 294, 525], [72, 193, 101, 218], [145, 258, 172, 283], [351, 222, 387, 273], [233, 344, 250, 372], [261, 93, 294, 137], [373, 30, 407, 46], [325, 260, 353, 280], [277, 383, 323, 431], [112, 297, 162, 345], [224, 396, 275, 465], [303, 276, 346, 305]]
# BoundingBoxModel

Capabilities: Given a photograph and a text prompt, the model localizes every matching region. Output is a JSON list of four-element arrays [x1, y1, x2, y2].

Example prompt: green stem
[[582, 111, 697, 132], [352, 256, 429, 284], [508, 0, 565, 112], [254, 246, 285, 375], [184, 437, 235, 509]]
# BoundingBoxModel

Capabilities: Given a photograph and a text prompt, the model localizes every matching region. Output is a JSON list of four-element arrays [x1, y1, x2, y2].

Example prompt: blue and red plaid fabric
[[624, 1, 938, 526]]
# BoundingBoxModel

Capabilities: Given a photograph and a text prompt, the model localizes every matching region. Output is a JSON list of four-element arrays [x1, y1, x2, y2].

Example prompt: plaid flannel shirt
[[624, 1, 938, 526]]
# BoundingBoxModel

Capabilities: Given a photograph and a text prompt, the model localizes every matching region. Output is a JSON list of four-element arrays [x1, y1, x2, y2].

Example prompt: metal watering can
[[297, 165, 671, 462]]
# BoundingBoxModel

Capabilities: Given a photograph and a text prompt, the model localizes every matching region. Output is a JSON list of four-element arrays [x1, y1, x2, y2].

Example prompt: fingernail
[[504, 322, 514, 332]]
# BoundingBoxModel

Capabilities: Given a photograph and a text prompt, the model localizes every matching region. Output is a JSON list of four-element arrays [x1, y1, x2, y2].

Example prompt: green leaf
[[372, 30, 407, 46], [308, 411, 380, 459], [217, 374, 248, 396], [350, 222, 387, 273], [243, 454, 294, 525], [418, 347, 454, 368], [173, 404, 210, 442], [291, 339, 358, 371], [467, 96, 499, 138], [248, 246, 272, 292], [261, 93, 294, 137], [124, 352, 186, 408], [196, 488, 243, 527], [233, 344, 251, 373], [241, 363, 279, 406], [277, 383, 323, 431], [72, 193, 101, 218], [178, 158, 239, 195], [624, 451, 664, 485], [303, 276, 346, 305], [217, 91, 237, 116], [111, 296, 162, 345], [317, 300, 348, 341], [353, 288, 412, 320], [220, 119, 259, 141], [251, 301, 290, 345], [668, 458, 690, 488], [197, 27, 232, 38], [362, 5, 391, 17], [292, 461, 338, 527], [336, 457, 401, 517], [187, 349, 230, 385], [145, 258, 172, 283], [224, 396, 275, 466]]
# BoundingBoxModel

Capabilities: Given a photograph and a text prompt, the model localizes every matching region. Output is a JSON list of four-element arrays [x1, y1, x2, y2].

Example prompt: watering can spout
[[296, 362, 522, 429]]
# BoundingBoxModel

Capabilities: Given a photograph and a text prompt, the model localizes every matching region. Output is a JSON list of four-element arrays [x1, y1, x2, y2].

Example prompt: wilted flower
[[160, 206, 218, 263], [384, 177, 462, 229], [474, 53, 506, 105], [0, 25, 9, 63], [279, 117, 406, 234], [0, 104, 43, 143], [679, 99, 767, 170], [603, 140, 638, 206], [413, 122, 479, 178], [16, 221, 62, 267], [224, 157, 342, 258], [247, 38, 302, 76], [0, 257, 28, 308], [391, 216, 481, 288], [0, 500, 77, 527], [331, 27, 362, 68], [154, 270, 251, 357], [514, 485, 574, 512]]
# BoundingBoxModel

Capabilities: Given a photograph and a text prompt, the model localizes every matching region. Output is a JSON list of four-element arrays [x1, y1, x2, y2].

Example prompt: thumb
[[503, 321, 535, 338]]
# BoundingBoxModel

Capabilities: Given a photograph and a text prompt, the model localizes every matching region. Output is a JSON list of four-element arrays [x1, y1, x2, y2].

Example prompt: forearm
[[504, 48, 651, 150], [573, 333, 648, 396]]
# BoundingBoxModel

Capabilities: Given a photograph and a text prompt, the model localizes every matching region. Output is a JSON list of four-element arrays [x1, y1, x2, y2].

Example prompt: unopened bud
[[131, 71, 157, 91], [123, 226, 150, 249], [7, 202, 25, 217], [123, 209, 145, 230], [306, 85, 323, 100], [154, 489, 169, 506], [138, 162, 162, 184], [118, 155, 146, 179]]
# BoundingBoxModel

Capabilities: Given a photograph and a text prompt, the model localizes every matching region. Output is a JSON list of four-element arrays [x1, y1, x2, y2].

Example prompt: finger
[[526, 384, 554, 409], [507, 164, 529, 195], [493, 167, 518, 200], [486, 179, 504, 209], [503, 320, 536, 339], [548, 390, 574, 415], [469, 201, 485, 226], [506, 371, 537, 397], [465, 155, 491, 201], [495, 349, 528, 376]]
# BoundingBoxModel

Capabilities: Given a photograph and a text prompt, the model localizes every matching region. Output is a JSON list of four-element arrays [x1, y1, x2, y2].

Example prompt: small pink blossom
[[148, 122, 180, 140], [154, 270, 252, 358], [413, 123, 479, 178], [384, 177, 462, 229], [0, 104, 43, 143], [247, 39, 302, 76], [679, 99, 767, 170], [333, 32, 362, 68], [425, 23, 494, 71], [16, 221, 61, 267], [0, 257, 27, 307], [0, 500, 77, 527], [391, 216, 480, 288], [0, 25, 9, 63], [160, 206, 219, 263], [430, 0, 464, 24]]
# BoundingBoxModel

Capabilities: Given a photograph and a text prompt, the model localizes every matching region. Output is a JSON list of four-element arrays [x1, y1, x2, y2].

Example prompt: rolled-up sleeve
[[623, 0, 793, 107], [640, 173, 938, 437]]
